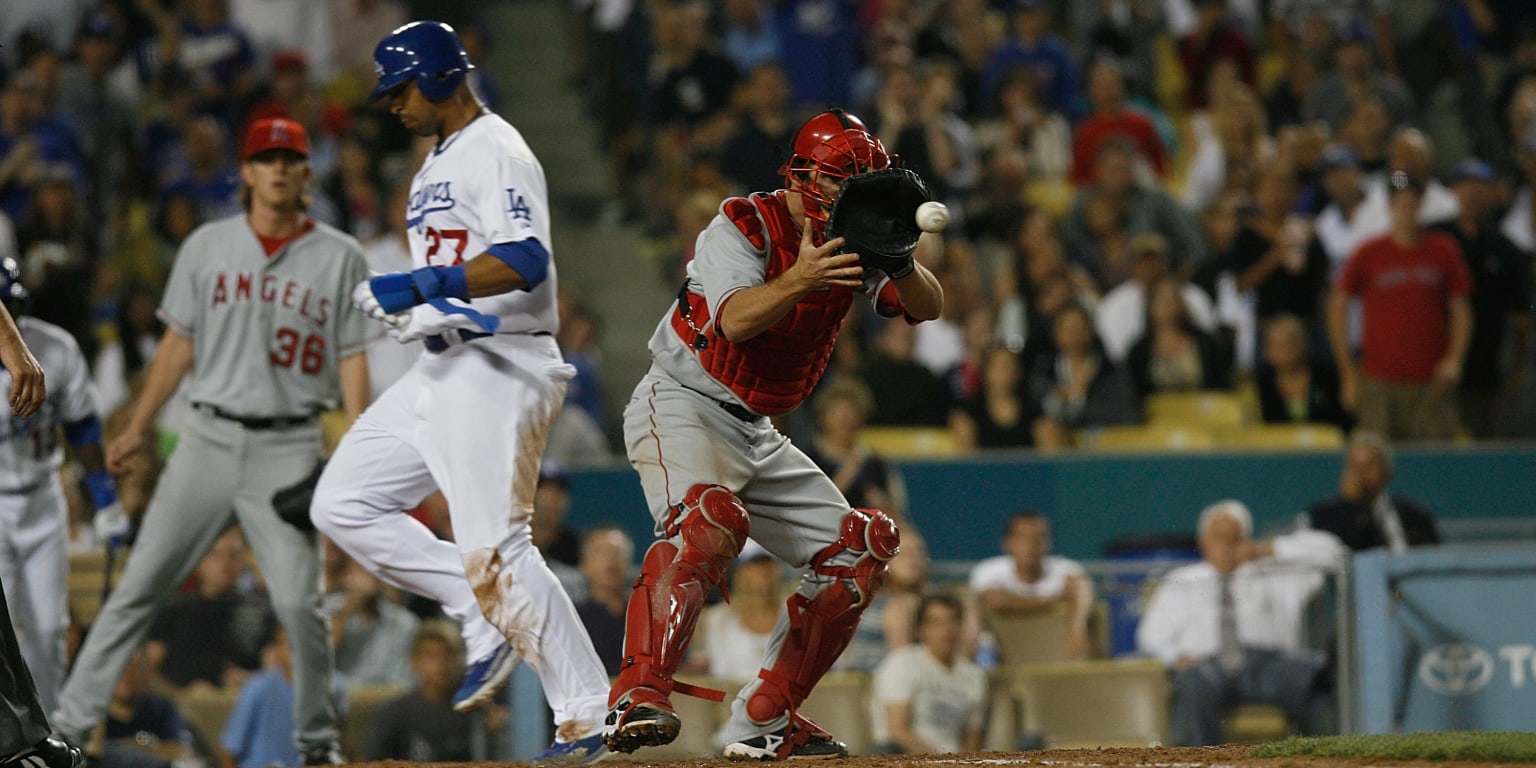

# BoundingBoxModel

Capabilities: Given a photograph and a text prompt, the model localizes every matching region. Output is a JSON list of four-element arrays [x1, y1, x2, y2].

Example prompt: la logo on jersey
[[506, 188, 531, 221], [407, 181, 456, 231]]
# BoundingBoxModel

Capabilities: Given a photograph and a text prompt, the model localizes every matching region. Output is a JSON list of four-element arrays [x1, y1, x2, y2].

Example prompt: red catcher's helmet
[[781, 109, 895, 243]]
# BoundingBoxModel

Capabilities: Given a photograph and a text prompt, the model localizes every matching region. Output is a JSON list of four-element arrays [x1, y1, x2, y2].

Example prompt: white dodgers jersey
[[0, 317, 97, 488], [405, 113, 559, 337]]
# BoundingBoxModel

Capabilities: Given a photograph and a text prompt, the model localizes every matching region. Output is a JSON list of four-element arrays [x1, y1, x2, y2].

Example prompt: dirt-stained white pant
[[0, 481, 67, 715], [313, 333, 609, 738]]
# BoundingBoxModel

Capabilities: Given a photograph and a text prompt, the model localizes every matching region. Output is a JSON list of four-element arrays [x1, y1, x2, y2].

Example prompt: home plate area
[[345, 747, 1516, 768]]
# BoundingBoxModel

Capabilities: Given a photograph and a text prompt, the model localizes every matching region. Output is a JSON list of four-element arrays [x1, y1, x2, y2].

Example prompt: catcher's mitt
[[272, 460, 326, 532], [825, 168, 931, 279]]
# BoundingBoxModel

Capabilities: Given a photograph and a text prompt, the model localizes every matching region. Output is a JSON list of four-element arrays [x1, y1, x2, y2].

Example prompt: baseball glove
[[271, 460, 326, 532], [825, 168, 931, 279]]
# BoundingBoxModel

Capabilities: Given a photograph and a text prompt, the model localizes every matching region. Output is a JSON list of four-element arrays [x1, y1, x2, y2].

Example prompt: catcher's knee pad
[[612, 485, 749, 702], [745, 508, 898, 724], [673, 483, 750, 569]]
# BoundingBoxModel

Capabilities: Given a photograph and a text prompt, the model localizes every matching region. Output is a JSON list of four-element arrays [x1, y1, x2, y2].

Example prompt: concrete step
[[483, 0, 672, 437]]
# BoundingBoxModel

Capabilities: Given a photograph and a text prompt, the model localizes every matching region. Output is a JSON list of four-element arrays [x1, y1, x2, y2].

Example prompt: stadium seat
[[982, 668, 1018, 751], [1219, 424, 1345, 450], [982, 603, 1075, 666], [1081, 424, 1218, 452], [68, 549, 129, 628], [1222, 703, 1290, 743], [174, 685, 241, 760], [797, 670, 872, 755], [1025, 177, 1075, 218], [340, 684, 406, 760], [857, 426, 959, 458], [1144, 391, 1248, 429], [1012, 658, 1170, 748]]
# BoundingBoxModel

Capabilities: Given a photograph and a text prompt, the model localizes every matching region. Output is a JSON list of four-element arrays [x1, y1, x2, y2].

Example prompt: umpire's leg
[[0, 574, 54, 756]]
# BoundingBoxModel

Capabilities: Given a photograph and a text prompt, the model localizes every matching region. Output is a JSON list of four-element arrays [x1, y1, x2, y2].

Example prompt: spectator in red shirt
[[1070, 60, 1168, 186], [1328, 170, 1473, 442]]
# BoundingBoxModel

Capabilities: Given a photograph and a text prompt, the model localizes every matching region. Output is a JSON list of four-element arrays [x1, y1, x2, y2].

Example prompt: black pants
[[0, 578, 51, 755]]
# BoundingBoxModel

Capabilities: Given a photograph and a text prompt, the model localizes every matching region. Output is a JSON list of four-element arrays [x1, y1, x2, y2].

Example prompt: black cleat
[[301, 745, 344, 765], [723, 715, 848, 761], [0, 738, 85, 768], [602, 691, 682, 754]]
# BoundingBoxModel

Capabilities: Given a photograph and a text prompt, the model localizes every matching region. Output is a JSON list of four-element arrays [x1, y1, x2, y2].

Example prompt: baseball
[[916, 201, 950, 233]]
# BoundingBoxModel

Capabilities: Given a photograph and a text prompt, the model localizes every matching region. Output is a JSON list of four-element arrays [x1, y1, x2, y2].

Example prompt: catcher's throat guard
[[824, 168, 932, 279]]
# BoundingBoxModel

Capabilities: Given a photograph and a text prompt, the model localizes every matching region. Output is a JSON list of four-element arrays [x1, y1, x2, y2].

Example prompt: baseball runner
[[51, 117, 370, 765], [602, 109, 944, 760], [309, 21, 610, 765], [0, 258, 125, 715], [0, 290, 83, 768]]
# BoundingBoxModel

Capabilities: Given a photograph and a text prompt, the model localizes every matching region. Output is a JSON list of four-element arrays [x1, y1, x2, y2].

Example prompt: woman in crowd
[[1126, 275, 1234, 398]]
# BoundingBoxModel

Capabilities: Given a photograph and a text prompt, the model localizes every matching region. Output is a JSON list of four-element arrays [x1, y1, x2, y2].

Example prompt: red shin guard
[[611, 484, 749, 704], [745, 508, 899, 724]]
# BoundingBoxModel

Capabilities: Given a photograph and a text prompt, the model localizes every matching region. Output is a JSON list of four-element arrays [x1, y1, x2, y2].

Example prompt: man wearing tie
[[1307, 432, 1441, 553], [1137, 500, 1345, 746]]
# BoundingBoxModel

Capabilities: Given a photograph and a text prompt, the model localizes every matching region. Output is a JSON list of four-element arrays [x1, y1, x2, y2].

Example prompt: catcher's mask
[[781, 109, 895, 244]]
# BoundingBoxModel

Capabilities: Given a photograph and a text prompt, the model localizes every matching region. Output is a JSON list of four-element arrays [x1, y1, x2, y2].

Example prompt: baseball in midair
[[916, 201, 950, 233]]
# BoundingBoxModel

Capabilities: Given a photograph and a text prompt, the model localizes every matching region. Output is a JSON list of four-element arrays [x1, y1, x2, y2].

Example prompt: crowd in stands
[[579, 0, 1536, 448], [5, 0, 1524, 761]]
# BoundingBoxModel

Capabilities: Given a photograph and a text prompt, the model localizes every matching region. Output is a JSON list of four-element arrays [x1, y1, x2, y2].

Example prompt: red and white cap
[[243, 117, 309, 160]]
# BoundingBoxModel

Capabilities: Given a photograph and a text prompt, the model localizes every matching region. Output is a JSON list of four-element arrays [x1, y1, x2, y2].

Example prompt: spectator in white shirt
[[1137, 499, 1345, 745], [870, 594, 986, 754], [1094, 232, 1219, 363], [967, 511, 1094, 660]]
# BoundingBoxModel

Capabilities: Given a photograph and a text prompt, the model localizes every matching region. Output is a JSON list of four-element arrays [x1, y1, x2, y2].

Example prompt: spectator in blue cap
[[1313, 142, 1389, 279], [1430, 158, 1533, 438]]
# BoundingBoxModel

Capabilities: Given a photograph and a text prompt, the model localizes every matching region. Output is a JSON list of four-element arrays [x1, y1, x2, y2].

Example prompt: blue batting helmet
[[0, 257, 29, 315], [368, 21, 474, 104]]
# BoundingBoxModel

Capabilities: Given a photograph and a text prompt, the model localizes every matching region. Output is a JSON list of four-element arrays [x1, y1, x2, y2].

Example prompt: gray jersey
[[158, 215, 372, 417], [0, 316, 95, 487]]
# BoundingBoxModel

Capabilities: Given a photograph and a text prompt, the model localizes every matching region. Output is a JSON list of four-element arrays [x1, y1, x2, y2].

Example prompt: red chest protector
[[669, 191, 852, 416]]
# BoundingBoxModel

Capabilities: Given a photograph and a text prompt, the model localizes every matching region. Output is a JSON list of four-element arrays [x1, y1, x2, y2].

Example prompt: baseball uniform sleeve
[[158, 229, 205, 335], [336, 246, 375, 357], [479, 153, 550, 247], [691, 214, 770, 321]]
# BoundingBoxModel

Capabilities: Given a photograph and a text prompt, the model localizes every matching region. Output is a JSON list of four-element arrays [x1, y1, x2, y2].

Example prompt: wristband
[[412, 265, 470, 302], [369, 272, 422, 314]]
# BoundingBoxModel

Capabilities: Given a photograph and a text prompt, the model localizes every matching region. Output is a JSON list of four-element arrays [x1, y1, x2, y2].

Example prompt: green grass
[[1252, 732, 1536, 762]]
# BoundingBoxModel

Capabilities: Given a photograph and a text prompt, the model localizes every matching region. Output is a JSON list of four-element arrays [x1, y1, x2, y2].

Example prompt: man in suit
[[1307, 431, 1440, 552]]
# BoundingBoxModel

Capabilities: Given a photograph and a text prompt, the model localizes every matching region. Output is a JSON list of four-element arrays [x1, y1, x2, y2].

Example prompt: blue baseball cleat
[[451, 644, 519, 713], [530, 734, 609, 766]]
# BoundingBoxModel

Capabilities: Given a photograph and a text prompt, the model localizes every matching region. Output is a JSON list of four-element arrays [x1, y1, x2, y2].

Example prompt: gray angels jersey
[[158, 215, 372, 417]]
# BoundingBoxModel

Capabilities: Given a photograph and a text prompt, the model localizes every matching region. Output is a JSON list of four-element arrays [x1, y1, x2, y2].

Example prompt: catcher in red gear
[[601, 109, 944, 760]]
